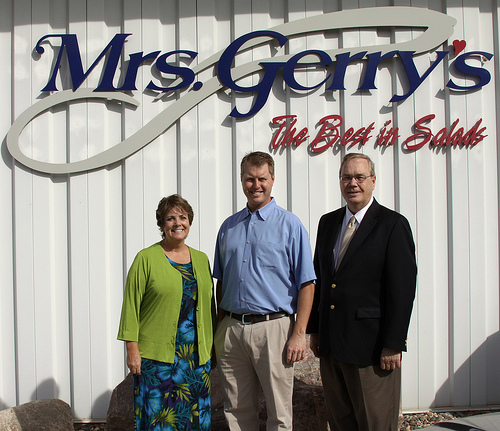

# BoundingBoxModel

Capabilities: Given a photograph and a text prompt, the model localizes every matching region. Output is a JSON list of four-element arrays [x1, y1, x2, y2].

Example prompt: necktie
[[336, 215, 356, 269]]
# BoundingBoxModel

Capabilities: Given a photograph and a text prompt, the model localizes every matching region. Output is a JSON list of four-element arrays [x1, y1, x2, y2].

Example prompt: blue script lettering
[[35, 30, 493, 118]]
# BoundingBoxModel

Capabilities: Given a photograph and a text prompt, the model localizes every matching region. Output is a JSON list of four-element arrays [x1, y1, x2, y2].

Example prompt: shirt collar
[[245, 197, 276, 221], [346, 196, 374, 225]]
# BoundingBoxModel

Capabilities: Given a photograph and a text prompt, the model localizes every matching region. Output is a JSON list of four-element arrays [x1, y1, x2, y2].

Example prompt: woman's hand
[[126, 341, 142, 375]]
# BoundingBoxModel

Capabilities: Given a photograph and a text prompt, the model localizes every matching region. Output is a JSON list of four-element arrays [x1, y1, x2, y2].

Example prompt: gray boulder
[[0, 398, 73, 431], [106, 372, 134, 431]]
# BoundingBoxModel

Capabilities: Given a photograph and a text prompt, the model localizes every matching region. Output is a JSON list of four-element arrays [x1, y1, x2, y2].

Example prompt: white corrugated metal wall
[[0, 0, 499, 421]]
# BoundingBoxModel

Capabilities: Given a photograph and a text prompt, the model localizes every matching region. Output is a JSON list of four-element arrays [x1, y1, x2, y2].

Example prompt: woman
[[118, 195, 215, 430]]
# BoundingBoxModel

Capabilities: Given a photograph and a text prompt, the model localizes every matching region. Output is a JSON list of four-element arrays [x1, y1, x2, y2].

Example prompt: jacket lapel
[[328, 208, 345, 277], [336, 199, 380, 273]]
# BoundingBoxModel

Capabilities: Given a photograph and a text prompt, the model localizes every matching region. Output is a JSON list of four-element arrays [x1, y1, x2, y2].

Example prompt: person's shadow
[[432, 331, 500, 409]]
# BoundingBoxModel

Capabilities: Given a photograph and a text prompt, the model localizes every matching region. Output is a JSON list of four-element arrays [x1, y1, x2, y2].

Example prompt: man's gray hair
[[339, 153, 375, 177]]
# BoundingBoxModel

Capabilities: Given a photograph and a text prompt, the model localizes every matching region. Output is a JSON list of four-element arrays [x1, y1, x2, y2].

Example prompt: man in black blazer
[[308, 153, 417, 431]]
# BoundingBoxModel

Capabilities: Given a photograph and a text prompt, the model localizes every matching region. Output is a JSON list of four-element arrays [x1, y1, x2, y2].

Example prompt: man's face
[[241, 162, 275, 212], [340, 158, 376, 213]]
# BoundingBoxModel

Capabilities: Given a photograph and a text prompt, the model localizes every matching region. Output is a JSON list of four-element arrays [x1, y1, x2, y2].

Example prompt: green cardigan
[[117, 242, 215, 365]]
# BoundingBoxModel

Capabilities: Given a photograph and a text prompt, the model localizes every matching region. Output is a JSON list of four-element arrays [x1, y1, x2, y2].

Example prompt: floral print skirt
[[134, 260, 211, 430]]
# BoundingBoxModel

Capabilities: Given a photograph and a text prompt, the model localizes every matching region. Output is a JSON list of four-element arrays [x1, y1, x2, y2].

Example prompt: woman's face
[[162, 207, 190, 243]]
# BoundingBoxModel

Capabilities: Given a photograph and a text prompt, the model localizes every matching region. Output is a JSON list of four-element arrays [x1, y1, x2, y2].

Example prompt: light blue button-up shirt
[[214, 198, 316, 315]]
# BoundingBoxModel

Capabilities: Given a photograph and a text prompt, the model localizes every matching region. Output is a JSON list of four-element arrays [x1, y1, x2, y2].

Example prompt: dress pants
[[320, 354, 401, 431], [214, 315, 295, 431]]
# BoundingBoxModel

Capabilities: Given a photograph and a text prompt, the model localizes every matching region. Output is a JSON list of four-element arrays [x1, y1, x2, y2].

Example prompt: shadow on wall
[[23, 377, 112, 420], [432, 331, 500, 408], [0, 398, 9, 410], [92, 390, 112, 419], [30, 378, 60, 401]]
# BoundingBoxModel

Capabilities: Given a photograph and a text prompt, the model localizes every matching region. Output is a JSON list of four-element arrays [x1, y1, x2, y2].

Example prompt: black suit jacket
[[308, 199, 417, 366]]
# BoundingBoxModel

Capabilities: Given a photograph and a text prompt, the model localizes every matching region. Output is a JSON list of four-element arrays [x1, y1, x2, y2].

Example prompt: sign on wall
[[6, 7, 492, 174]]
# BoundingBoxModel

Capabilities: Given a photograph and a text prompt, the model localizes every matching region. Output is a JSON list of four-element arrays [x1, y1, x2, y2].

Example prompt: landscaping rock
[[106, 372, 134, 431], [0, 398, 73, 431]]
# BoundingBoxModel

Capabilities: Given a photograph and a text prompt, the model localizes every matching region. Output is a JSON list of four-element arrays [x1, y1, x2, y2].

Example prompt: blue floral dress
[[133, 259, 211, 430]]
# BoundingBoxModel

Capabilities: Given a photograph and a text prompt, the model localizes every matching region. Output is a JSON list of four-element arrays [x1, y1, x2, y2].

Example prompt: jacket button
[[330, 305, 335, 310], [331, 283, 336, 288]]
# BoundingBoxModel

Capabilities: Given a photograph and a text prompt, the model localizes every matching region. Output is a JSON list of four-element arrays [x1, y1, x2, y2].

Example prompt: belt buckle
[[241, 313, 252, 325]]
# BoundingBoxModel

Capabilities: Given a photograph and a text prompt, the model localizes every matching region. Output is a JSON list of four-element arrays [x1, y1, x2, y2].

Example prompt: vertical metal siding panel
[[358, 0, 389, 182], [252, 0, 288, 212], [142, 0, 179, 247], [252, 0, 286, 203], [0, 0, 16, 410], [12, 0, 37, 406], [202, 1, 234, 258], [178, 0, 200, 248], [391, 17, 420, 409], [233, 0, 255, 211], [30, 0, 71, 406], [445, 1, 472, 409], [119, 1, 146, 393], [190, 2, 215, 251], [401, 0, 450, 411], [207, 0, 233, 258], [85, 0, 124, 419], [487, 4, 500, 405], [428, 0, 454, 410], [417, 2, 453, 413], [122, 0, 146, 269], [339, 2, 373, 216], [302, 2, 334, 239], [67, 0, 92, 419], [287, 1, 312, 228], [307, 1, 343, 243], [465, 0, 500, 407], [481, 0, 500, 401], [196, 0, 230, 258]]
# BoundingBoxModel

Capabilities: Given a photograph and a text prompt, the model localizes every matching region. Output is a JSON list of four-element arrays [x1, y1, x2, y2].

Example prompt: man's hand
[[286, 332, 307, 364], [380, 347, 401, 370], [286, 282, 315, 364], [309, 334, 320, 357]]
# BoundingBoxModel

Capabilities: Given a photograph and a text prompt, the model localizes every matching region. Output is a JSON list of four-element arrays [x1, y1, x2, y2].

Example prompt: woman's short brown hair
[[156, 194, 194, 238]]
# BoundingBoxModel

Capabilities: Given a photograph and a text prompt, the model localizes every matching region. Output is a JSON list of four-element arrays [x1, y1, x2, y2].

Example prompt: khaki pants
[[214, 315, 295, 431]]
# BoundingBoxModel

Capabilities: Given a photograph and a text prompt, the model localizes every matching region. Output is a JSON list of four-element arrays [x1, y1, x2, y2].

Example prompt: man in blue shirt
[[213, 151, 316, 431]]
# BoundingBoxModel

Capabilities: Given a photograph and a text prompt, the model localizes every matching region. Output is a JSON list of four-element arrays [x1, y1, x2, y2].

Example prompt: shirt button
[[331, 284, 336, 288], [330, 305, 335, 310], [247, 241, 250, 244], [244, 259, 247, 263]]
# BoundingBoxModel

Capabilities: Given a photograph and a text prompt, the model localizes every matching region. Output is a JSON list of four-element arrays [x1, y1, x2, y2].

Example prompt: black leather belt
[[225, 310, 289, 325]]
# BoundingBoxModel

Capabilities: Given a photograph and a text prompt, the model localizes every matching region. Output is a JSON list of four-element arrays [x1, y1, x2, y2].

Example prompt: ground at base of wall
[[400, 409, 500, 430], [74, 409, 500, 431]]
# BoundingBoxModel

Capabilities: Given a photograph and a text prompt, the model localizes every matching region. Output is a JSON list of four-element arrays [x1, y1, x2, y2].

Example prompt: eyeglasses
[[339, 175, 374, 184]]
